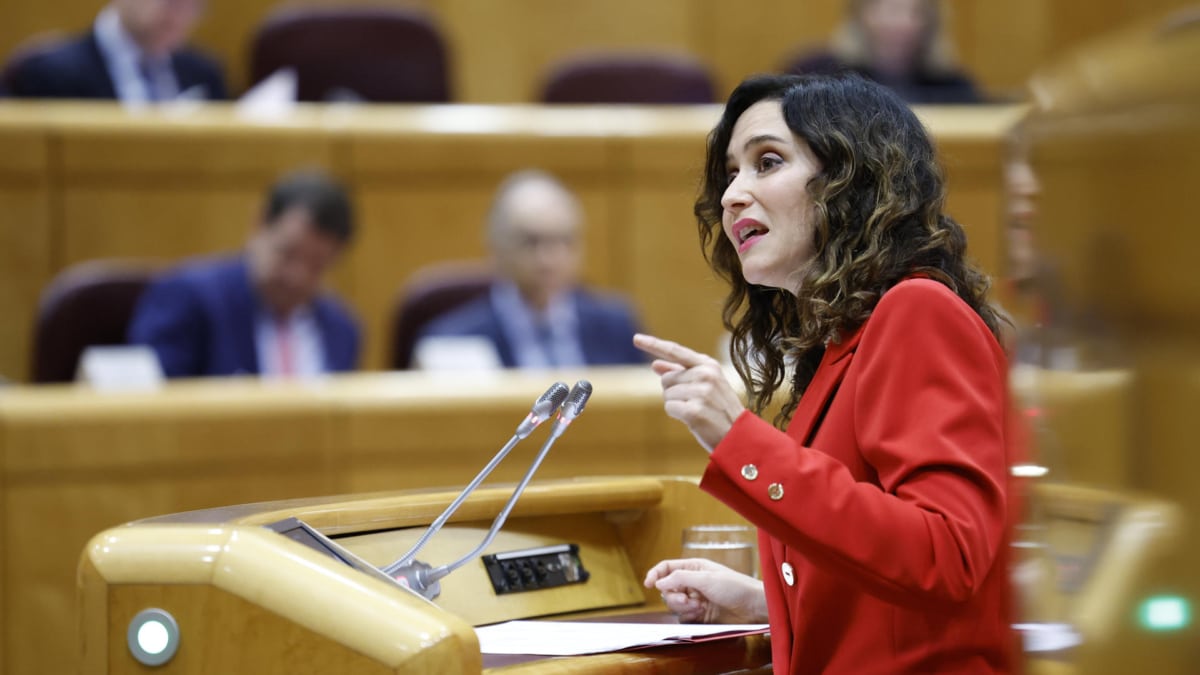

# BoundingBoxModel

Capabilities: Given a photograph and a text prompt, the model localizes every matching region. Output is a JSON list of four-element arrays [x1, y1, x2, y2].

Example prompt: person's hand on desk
[[645, 558, 767, 624], [634, 333, 746, 453]]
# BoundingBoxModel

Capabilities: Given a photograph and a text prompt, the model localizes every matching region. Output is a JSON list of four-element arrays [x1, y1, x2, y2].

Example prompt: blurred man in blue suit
[[417, 169, 644, 369], [8, 0, 226, 102], [129, 170, 360, 379]]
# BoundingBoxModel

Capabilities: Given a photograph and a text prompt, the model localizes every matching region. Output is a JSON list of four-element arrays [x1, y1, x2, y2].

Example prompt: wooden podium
[[78, 476, 771, 674]]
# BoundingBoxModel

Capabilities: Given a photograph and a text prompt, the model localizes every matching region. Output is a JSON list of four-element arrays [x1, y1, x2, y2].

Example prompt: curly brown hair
[[695, 73, 1005, 426]]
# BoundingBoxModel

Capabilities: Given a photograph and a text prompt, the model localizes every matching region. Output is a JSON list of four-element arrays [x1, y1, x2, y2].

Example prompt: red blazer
[[702, 279, 1020, 674]]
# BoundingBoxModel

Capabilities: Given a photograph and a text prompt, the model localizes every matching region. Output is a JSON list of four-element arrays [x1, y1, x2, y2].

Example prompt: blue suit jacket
[[128, 256, 359, 378], [417, 287, 645, 368], [7, 30, 227, 100]]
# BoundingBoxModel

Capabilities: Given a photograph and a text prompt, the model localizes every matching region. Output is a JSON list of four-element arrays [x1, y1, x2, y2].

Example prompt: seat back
[[31, 260, 158, 383], [248, 7, 450, 103], [389, 261, 494, 369], [540, 52, 716, 104]]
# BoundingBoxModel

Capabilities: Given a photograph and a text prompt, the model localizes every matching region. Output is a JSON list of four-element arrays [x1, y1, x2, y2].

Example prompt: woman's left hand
[[645, 557, 767, 624], [634, 333, 746, 452]]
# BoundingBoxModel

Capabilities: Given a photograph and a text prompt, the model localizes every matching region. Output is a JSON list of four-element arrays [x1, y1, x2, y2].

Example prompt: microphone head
[[515, 381, 570, 439], [532, 381, 571, 418], [559, 380, 593, 422]]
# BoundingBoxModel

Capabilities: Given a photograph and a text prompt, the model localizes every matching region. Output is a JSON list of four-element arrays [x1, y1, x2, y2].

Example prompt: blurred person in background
[[416, 169, 645, 369], [128, 169, 360, 378], [7, 0, 226, 102], [784, 0, 982, 104], [1002, 124, 1087, 370]]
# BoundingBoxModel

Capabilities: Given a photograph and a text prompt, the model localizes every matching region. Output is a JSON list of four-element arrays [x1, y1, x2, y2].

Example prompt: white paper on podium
[[474, 620, 769, 656], [1014, 622, 1083, 653]]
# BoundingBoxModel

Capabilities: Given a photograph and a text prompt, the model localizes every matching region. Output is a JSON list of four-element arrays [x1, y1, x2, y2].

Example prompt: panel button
[[781, 562, 795, 586], [741, 464, 759, 480]]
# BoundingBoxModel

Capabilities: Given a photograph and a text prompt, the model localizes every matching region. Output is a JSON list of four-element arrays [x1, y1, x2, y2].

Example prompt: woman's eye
[[757, 154, 782, 172], [725, 169, 739, 185]]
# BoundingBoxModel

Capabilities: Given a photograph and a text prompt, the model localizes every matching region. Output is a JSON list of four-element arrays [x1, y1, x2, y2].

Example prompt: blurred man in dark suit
[[128, 170, 360, 379], [7, 0, 226, 102], [416, 169, 645, 369]]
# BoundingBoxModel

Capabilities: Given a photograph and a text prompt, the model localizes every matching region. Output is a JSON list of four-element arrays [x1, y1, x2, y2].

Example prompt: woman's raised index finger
[[633, 333, 708, 368]]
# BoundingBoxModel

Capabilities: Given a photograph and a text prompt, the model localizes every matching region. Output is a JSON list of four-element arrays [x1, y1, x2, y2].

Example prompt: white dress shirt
[[93, 6, 180, 104], [255, 307, 326, 379], [490, 281, 586, 369]]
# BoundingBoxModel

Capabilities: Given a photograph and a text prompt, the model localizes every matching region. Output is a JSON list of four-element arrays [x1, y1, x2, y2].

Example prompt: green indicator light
[[1138, 596, 1191, 631]]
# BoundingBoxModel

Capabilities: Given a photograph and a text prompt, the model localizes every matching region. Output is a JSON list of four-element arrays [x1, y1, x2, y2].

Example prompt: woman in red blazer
[[637, 73, 1020, 673]]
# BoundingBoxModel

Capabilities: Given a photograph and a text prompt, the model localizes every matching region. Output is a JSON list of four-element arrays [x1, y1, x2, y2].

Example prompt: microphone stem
[[384, 432, 522, 574], [436, 423, 569, 578]]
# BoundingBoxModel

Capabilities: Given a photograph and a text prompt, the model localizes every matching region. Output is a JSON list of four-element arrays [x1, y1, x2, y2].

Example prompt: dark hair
[[695, 73, 1005, 425], [263, 169, 355, 244]]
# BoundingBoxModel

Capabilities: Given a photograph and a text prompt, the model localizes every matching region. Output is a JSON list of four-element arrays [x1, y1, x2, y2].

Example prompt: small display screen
[[264, 517, 404, 589]]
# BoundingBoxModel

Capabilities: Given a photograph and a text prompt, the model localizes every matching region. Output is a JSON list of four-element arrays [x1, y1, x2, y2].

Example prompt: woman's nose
[[721, 175, 750, 211]]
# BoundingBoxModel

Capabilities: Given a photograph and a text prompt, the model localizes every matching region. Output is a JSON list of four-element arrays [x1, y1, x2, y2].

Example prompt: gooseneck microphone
[[388, 380, 592, 599], [383, 382, 570, 580], [384, 381, 571, 576]]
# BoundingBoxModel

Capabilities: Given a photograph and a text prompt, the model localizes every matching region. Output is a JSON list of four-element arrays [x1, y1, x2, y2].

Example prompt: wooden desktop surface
[[0, 101, 1024, 381]]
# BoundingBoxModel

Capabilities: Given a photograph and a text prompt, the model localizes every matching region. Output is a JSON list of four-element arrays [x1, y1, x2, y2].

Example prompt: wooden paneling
[[57, 128, 335, 178], [8, 472, 338, 675], [108, 585, 405, 674], [0, 102, 1017, 378], [696, 0, 843, 98], [627, 185, 726, 354], [441, 0, 695, 103], [59, 188, 256, 264], [0, 128, 51, 381], [3, 1, 1192, 103]]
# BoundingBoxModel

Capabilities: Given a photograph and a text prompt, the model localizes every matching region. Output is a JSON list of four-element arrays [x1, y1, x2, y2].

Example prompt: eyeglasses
[[512, 233, 578, 251]]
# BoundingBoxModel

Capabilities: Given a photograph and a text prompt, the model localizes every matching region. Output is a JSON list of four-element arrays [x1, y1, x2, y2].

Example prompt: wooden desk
[[78, 476, 766, 673], [0, 101, 1024, 381], [0, 367, 711, 675]]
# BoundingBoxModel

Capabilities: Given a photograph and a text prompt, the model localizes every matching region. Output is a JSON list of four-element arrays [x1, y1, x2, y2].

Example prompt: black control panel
[[482, 543, 589, 595]]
